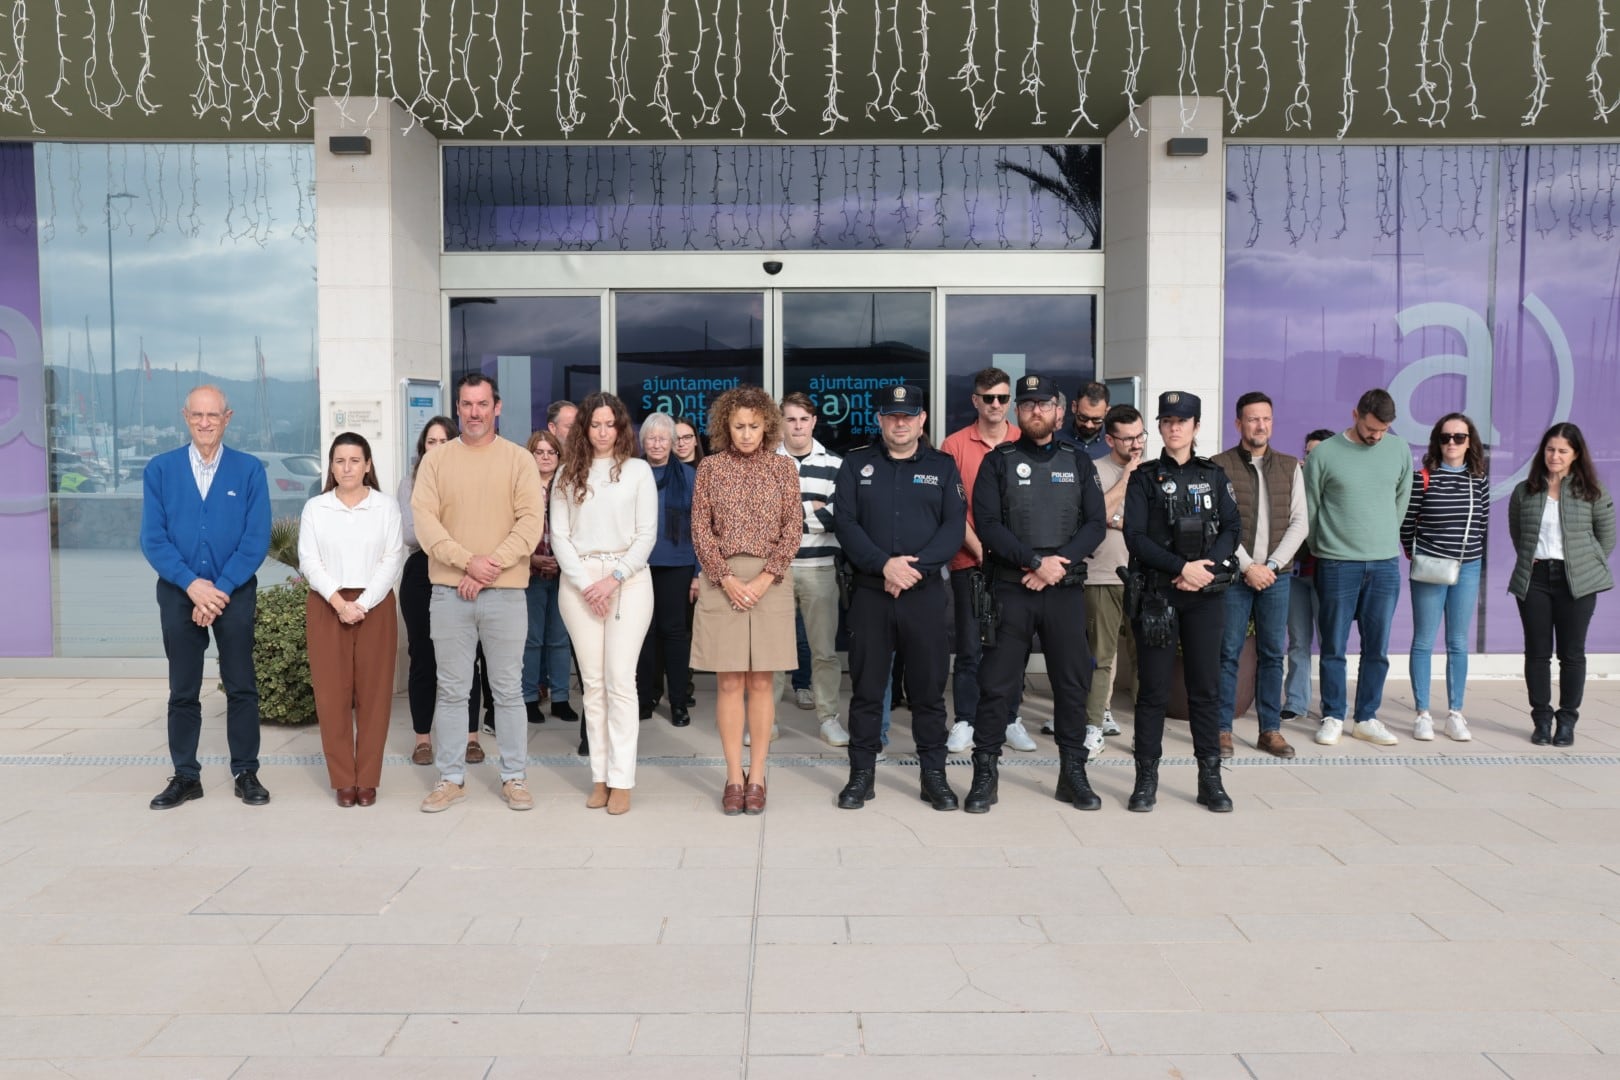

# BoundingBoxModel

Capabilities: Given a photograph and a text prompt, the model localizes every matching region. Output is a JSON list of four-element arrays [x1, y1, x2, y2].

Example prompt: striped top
[[778, 439, 843, 566], [1400, 465, 1489, 562]]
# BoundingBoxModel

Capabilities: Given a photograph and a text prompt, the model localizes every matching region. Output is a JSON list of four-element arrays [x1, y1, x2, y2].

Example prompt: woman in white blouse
[[551, 392, 658, 815], [299, 432, 406, 807]]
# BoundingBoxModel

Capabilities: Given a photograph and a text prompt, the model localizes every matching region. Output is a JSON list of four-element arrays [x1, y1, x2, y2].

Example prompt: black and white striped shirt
[[1401, 466, 1489, 561], [778, 439, 842, 565]]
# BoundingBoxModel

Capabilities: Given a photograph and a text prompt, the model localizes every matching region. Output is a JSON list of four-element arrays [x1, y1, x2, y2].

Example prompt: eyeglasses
[[675, 434, 696, 443], [1108, 433, 1147, 444], [975, 393, 1011, 405], [1438, 432, 1470, 445]]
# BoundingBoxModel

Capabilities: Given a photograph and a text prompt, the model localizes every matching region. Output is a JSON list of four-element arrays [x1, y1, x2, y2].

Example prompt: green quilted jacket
[[1506, 481, 1616, 600]]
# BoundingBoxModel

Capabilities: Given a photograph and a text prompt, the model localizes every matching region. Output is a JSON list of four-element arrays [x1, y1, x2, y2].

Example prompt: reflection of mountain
[[617, 323, 753, 354]]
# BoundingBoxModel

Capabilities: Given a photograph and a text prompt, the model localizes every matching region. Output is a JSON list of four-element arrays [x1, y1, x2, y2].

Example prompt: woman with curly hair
[[551, 392, 658, 814], [690, 386, 803, 815]]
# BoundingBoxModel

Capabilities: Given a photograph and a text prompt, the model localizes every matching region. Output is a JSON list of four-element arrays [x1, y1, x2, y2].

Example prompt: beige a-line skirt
[[689, 555, 797, 673]]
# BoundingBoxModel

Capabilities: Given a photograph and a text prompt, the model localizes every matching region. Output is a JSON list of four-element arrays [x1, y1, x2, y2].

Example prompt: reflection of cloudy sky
[[33, 143, 316, 383], [445, 144, 1101, 252]]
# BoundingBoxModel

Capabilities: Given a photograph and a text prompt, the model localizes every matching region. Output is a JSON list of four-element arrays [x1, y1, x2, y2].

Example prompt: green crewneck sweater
[[1304, 431, 1413, 561]]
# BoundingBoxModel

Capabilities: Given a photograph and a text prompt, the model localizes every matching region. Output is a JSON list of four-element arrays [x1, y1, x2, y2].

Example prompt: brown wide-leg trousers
[[307, 588, 398, 790]]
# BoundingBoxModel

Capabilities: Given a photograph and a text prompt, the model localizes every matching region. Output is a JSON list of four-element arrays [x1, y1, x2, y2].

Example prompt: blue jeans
[[1284, 573, 1318, 715], [1315, 557, 1401, 723], [1218, 574, 1291, 734], [523, 574, 573, 703], [1408, 558, 1481, 713]]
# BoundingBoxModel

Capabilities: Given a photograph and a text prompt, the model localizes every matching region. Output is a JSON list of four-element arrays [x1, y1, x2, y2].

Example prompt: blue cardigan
[[140, 444, 272, 596]]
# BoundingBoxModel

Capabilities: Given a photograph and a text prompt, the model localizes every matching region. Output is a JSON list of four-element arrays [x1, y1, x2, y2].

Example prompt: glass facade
[[616, 291, 763, 435], [1225, 143, 1620, 652], [0, 142, 318, 657], [941, 293, 1097, 437], [443, 143, 1102, 253], [449, 295, 603, 448]]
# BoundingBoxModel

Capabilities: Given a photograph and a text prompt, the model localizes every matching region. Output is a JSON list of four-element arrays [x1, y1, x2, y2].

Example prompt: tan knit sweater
[[410, 436, 546, 589]]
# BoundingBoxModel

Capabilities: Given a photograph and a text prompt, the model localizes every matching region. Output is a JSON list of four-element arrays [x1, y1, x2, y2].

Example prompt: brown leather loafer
[[356, 787, 377, 807], [1257, 730, 1296, 759], [335, 786, 359, 808], [1218, 731, 1234, 759], [722, 783, 745, 816], [743, 782, 767, 815], [465, 741, 486, 764], [411, 743, 433, 766]]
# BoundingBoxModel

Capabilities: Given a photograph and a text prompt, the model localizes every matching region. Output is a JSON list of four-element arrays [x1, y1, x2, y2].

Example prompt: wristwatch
[[611, 568, 627, 583], [1110, 512, 1123, 526], [1264, 559, 1279, 573]]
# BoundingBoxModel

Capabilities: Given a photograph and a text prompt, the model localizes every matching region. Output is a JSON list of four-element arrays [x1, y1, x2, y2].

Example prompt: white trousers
[[559, 562, 655, 789]]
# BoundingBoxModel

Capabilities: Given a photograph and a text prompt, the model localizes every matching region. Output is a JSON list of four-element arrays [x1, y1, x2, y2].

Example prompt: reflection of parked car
[[254, 452, 323, 498], [51, 448, 107, 493]]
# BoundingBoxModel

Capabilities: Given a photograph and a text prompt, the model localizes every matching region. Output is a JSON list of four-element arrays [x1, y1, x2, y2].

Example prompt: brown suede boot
[[586, 782, 609, 809]]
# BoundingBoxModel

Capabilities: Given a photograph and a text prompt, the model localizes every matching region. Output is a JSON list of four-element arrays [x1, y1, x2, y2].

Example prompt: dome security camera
[[763, 260, 783, 275]]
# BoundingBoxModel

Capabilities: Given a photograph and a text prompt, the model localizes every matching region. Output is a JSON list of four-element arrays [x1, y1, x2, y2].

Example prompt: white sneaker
[[1413, 711, 1435, 741], [1351, 717, 1399, 746], [1083, 724, 1105, 754], [1101, 709, 1121, 736], [795, 687, 815, 711], [875, 748, 888, 763], [742, 724, 779, 747], [946, 721, 974, 753], [819, 716, 851, 747], [1444, 710, 1473, 741], [1005, 717, 1037, 752], [1315, 717, 1344, 745]]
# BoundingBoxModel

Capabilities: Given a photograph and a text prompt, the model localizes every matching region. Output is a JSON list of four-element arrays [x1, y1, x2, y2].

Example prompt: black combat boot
[[1054, 749, 1102, 810], [836, 767, 876, 809], [1127, 757, 1159, 812], [1195, 756, 1233, 813], [919, 768, 959, 811], [962, 751, 1000, 814], [1553, 715, 1577, 747], [1531, 717, 1553, 745]]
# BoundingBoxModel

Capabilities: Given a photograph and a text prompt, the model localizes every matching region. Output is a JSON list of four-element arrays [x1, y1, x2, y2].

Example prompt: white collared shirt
[[189, 443, 222, 500], [297, 488, 407, 611]]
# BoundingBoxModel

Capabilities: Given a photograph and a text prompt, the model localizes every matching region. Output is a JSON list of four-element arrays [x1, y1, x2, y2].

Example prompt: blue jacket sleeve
[[216, 456, 271, 596], [831, 456, 889, 575], [139, 457, 198, 591], [911, 457, 967, 577]]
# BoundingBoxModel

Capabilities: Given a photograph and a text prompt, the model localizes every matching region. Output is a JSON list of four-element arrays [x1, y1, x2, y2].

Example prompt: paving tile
[[0, 1014, 170, 1057], [296, 945, 547, 1013], [520, 945, 750, 1013], [1042, 914, 1244, 944], [1324, 843, 1505, 866], [861, 1011, 1105, 1055], [747, 1012, 862, 1055], [754, 915, 847, 944], [486, 1056, 740, 1079], [1166, 845, 1340, 866], [1489, 1055, 1620, 1080], [632, 1012, 744, 1055], [509, 915, 665, 946], [1095, 1010, 1345, 1054], [749, 1054, 1253, 1078], [1102, 864, 1495, 916], [143, 1013, 406, 1056], [758, 865, 1127, 917], [386, 868, 758, 917], [1230, 913, 1443, 942], [1, 1059, 245, 1079], [1002, 845, 1173, 867], [847, 914, 1048, 944], [1554, 1011, 1620, 1053], [660, 916, 755, 945], [233, 1059, 493, 1079], [0, 944, 340, 1015], [1439, 864, 1620, 913], [1323, 1010, 1595, 1053], [1482, 842, 1620, 866], [1239, 1053, 1515, 1079], [258, 913, 473, 945], [1420, 912, 1620, 941], [0, 912, 278, 945], [385, 1014, 635, 1056]]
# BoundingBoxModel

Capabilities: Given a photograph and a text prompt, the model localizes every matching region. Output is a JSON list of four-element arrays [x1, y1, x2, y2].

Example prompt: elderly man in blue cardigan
[[140, 385, 272, 810]]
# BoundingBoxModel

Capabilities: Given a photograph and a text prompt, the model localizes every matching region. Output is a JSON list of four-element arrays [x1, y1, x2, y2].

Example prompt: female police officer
[[1122, 391, 1240, 813]]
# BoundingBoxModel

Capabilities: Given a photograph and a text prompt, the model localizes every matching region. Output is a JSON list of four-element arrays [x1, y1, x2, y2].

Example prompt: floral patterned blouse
[[691, 449, 802, 584]]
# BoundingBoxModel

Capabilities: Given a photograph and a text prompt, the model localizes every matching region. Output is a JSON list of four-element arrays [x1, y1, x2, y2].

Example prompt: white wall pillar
[[1104, 97, 1227, 436], [313, 98, 442, 494]]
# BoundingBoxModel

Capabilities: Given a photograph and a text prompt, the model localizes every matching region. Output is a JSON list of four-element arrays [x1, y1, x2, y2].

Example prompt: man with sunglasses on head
[[940, 369, 1036, 754], [1057, 380, 1113, 461]]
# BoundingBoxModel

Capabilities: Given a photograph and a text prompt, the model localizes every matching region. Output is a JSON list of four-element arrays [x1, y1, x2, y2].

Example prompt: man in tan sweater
[[412, 373, 546, 812]]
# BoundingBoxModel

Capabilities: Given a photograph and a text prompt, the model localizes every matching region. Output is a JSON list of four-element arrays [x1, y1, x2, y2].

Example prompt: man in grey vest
[[1210, 391, 1308, 758]]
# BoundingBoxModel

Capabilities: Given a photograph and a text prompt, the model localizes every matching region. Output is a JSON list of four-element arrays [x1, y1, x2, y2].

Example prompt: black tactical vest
[[1143, 455, 1225, 558], [998, 441, 1085, 552]]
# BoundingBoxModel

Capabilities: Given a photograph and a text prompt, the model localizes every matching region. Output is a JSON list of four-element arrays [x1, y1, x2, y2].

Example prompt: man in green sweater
[[1303, 388, 1413, 747]]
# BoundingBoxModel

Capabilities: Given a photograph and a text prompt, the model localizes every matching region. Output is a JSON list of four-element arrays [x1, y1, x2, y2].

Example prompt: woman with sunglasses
[[1400, 414, 1490, 742], [1507, 423, 1615, 746]]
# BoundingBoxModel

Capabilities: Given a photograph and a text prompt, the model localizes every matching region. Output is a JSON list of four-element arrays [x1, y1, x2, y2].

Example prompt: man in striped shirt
[[773, 393, 850, 747]]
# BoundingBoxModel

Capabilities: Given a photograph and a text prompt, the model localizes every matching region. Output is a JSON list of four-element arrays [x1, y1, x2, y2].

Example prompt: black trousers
[[637, 565, 695, 709], [847, 579, 950, 770], [156, 576, 260, 780], [1132, 588, 1224, 760], [1517, 560, 1598, 727], [400, 550, 483, 736], [974, 580, 1091, 756]]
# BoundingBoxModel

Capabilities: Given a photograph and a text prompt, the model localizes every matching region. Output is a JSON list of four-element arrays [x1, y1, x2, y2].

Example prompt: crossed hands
[[187, 579, 229, 627], [1174, 559, 1217, 592], [722, 572, 775, 611], [458, 553, 503, 600], [1020, 555, 1071, 593], [882, 555, 923, 598]]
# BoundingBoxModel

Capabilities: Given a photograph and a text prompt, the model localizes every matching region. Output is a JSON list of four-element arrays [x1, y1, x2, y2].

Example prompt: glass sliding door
[[449, 295, 602, 448], [941, 293, 1096, 436], [615, 292, 765, 438], [779, 291, 932, 455]]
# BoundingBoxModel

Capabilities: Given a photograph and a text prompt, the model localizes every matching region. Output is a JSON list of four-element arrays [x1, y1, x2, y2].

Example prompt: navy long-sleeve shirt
[[972, 435, 1107, 573], [833, 442, 966, 580]]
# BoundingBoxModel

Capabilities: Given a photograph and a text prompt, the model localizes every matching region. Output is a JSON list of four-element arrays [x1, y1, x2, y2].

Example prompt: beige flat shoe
[[586, 782, 609, 809], [606, 787, 631, 815]]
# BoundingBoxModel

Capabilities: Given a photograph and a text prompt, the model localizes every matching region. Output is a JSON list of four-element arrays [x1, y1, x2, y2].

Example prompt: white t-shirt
[[1533, 497, 1564, 560]]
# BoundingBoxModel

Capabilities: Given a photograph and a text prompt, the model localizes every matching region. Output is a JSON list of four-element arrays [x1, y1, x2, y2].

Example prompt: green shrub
[[254, 577, 316, 725]]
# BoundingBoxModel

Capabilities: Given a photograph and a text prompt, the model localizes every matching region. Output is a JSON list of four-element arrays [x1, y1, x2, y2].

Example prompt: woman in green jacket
[[1508, 423, 1616, 746]]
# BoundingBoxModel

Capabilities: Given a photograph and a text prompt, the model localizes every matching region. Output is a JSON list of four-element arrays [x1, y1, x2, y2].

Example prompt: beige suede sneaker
[[501, 778, 535, 811], [420, 780, 466, 813]]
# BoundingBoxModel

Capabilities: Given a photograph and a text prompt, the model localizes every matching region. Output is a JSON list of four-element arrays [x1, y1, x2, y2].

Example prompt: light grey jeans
[[430, 585, 529, 783]]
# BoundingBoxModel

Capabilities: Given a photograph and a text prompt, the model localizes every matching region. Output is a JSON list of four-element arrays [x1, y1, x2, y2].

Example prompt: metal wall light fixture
[[328, 135, 372, 156], [1166, 137, 1209, 157]]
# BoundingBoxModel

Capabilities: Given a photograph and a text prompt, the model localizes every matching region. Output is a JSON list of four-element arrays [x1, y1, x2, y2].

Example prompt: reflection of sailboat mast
[[84, 315, 108, 466]]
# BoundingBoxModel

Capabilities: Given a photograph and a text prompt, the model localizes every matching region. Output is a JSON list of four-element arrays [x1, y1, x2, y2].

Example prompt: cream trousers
[[559, 561, 655, 788]]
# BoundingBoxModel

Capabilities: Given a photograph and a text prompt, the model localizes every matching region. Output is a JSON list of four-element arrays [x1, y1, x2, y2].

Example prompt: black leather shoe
[[837, 767, 876, 809], [150, 775, 203, 810], [577, 728, 590, 756], [234, 770, 270, 806], [963, 751, 999, 814], [1531, 719, 1553, 745], [551, 701, 579, 722], [1195, 757, 1233, 813], [640, 701, 656, 721], [1553, 717, 1577, 747], [1127, 757, 1159, 812], [1054, 749, 1102, 810], [919, 768, 959, 811], [670, 705, 691, 727]]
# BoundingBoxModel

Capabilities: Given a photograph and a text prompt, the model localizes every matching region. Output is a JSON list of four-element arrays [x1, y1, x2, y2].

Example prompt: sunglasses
[[976, 393, 1011, 404], [1438, 432, 1470, 445]]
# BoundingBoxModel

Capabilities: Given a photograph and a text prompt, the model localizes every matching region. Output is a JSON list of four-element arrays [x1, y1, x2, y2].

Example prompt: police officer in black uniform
[[964, 374, 1107, 814], [1122, 391, 1240, 813], [832, 383, 967, 811]]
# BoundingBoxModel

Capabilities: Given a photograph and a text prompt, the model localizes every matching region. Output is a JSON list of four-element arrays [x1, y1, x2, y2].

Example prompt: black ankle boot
[[1553, 715, 1577, 747], [963, 751, 1000, 814], [525, 699, 545, 725], [1127, 757, 1159, 812], [1531, 717, 1553, 745], [837, 767, 876, 809], [1196, 756, 1233, 813], [919, 768, 959, 811], [1054, 749, 1102, 810]]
